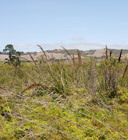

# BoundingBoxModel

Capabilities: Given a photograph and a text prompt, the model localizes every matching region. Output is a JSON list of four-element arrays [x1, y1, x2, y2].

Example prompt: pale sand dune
[[0, 55, 8, 61], [122, 53, 128, 59], [87, 49, 106, 57], [0, 52, 78, 61], [21, 52, 79, 60]]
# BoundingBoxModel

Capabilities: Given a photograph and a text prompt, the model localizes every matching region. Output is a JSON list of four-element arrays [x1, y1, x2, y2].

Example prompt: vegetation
[[0, 47, 128, 140], [3, 44, 21, 67]]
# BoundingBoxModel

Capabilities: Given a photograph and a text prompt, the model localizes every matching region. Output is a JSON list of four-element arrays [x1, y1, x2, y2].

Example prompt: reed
[[29, 53, 37, 65], [61, 46, 76, 66], [110, 50, 112, 57], [72, 54, 75, 66], [105, 45, 108, 59], [37, 45, 48, 60], [61, 46, 72, 60], [122, 63, 128, 78], [118, 49, 123, 62], [77, 50, 82, 67]]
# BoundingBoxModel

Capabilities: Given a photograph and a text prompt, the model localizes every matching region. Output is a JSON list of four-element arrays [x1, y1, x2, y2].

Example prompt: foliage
[[3, 44, 21, 67], [0, 55, 128, 139]]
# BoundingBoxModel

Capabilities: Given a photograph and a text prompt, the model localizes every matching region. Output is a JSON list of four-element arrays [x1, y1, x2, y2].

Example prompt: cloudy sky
[[0, 0, 128, 52]]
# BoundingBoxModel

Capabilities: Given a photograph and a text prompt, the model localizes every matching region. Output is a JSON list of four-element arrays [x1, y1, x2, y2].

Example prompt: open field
[[0, 51, 128, 140], [1, 0, 128, 139], [1, 48, 128, 62]]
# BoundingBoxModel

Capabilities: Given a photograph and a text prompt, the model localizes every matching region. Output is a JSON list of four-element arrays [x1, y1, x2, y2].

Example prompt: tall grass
[[0, 48, 128, 139]]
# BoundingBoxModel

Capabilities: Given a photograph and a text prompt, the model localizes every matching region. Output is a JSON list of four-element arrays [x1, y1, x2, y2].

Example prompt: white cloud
[[72, 36, 84, 41], [108, 44, 128, 50]]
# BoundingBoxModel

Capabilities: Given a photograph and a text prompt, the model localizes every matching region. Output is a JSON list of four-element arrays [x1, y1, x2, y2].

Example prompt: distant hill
[[0, 48, 128, 61], [46, 48, 128, 59]]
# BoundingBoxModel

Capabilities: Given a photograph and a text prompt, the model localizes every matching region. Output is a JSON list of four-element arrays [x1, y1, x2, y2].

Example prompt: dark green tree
[[3, 44, 16, 62], [3, 44, 21, 66]]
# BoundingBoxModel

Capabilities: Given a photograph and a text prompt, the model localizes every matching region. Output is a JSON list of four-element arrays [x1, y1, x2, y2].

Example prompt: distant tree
[[3, 44, 21, 66], [3, 44, 16, 61]]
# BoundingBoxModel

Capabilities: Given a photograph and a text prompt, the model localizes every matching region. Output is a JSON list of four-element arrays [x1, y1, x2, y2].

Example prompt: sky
[[0, 0, 128, 52]]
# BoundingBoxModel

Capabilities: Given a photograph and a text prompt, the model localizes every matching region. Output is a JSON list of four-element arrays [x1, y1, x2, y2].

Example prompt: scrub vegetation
[[0, 46, 128, 140]]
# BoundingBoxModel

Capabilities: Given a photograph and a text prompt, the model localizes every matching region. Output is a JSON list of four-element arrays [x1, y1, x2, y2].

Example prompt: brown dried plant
[[118, 49, 123, 62], [105, 45, 108, 59], [37, 45, 48, 60], [77, 50, 82, 67], [110, 50, 112, 57], [29, 53, 37, 65], [21, 83, 49, 94], [122, 63, 128, 78], [72, 54, 75, 66]]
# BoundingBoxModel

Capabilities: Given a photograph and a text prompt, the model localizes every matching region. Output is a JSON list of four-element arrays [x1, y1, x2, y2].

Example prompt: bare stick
[[118, 49, 123, 62]]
